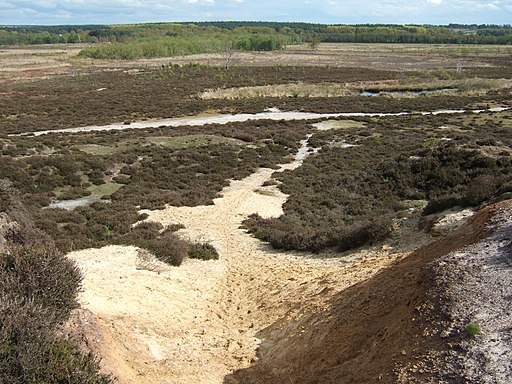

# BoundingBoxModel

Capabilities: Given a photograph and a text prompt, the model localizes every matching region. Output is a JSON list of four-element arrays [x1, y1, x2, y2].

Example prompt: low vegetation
[[139, 229, 189, 267], [188, 242, 220, 261], [244, 113, 512, 252], [0, 37, 511, 381], [0, 65, 402, 135], [1, 117, 309, 253], [0, 181, 113, 383], [126, 221, 218, 266], [1, 60, 511, 257], [465, 322, 481, 337]]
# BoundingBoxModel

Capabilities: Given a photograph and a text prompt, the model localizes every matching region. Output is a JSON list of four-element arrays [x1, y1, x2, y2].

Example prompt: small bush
[[1, 241, 82, 325], [423, 194, 463, 215], [463, 174, 497, 206], [262, 179, 278, 187], [112, 175, 130, 184], [337, 218, 393, 252], [465, 322, 481, 337], [143, 232, 188, 267], [126, 221, 163, 243], [188, 242, 219, 261], [165, 223, 186, 232], [0, 298, 113, 383]]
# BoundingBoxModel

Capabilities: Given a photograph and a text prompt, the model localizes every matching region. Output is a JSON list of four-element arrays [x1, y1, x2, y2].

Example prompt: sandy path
[[69, 144, 404, 383], [15, 106, 511, 137]]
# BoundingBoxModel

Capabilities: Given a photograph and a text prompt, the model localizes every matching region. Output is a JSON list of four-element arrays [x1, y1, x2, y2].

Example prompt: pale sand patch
[[16, 106, 510, 137], [69, 140, 406, 383], [313, 119, 367, 131]]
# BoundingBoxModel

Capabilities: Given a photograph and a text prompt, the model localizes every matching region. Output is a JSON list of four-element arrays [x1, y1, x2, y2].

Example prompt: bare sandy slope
[[69, 151, 405, 383], [227, 199, 510, 384]]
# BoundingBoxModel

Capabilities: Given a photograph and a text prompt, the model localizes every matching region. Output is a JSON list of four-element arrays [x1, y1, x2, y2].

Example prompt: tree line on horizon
[[0, 22, 511, 57]]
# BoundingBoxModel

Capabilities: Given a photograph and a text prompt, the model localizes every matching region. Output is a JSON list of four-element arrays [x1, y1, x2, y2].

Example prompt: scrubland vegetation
[[0, 181, 113, 383], [0, 65, 398, 135], [1, 117, 308, 253], [245, 115, 512, 251], [1, 37, 512, 381], [1, 55, 511, 255]]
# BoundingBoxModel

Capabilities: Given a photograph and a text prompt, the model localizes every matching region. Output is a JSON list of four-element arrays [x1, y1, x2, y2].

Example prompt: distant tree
[[222, 39, 237, 70], [307, 37, 321, 50]]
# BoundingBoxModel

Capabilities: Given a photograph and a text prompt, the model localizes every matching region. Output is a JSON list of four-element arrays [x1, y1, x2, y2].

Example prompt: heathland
[[1, 28, 511, 383]]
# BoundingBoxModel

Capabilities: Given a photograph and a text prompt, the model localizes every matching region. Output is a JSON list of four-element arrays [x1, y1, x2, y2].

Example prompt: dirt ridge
[[227, 201, 510, 383]]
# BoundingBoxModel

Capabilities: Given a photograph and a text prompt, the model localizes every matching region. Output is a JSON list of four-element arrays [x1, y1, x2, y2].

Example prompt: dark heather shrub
[[0, 195, 113, 383], [144, 232, 189, 267], [0, 242, 82, 325], [463, 174, 498, 206], [422, 194, 463, 215], [0, 297, 113, 383], [188, 242, 220, 261], [337, 218, 392, 252]]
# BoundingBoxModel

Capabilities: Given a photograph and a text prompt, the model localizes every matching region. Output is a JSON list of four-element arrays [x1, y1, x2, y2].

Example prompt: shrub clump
[[0, 186, 114, 383], [0, 298, 112, 384], [141, 231, 189, 267], [0, 241, 82, 324], [244, 214, 393, 253], [337, 218, 393, 252], [188, 242, 220, 261], [465, 322, 481, 337], [128, 223, 220, 265]]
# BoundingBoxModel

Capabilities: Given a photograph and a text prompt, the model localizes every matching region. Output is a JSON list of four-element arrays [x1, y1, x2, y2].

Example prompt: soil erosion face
[[69, 149, 404, 383]]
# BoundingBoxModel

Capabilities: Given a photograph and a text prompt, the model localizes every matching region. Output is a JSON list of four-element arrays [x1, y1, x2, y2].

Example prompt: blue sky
[[1, 0, 511, 26]]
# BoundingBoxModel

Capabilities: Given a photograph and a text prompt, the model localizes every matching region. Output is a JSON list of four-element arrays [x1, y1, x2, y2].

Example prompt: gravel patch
[[417, 203, 512, 383]]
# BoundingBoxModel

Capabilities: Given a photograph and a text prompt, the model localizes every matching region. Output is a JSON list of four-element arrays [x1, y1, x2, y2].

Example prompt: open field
[[1, 42, 512, 84], [1, 42, 511, 383]]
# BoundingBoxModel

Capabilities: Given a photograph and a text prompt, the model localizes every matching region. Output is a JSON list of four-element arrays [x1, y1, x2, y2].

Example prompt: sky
[[0, 0, 511, 26]]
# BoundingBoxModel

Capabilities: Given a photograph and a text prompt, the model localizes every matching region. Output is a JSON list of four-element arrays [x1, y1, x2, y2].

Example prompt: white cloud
[[0, 0, 510, 25]]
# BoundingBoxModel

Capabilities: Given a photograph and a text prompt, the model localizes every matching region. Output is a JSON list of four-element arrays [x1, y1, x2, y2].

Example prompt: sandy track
[[16, 106, 511, 137], [69, 149, 404, 383]]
